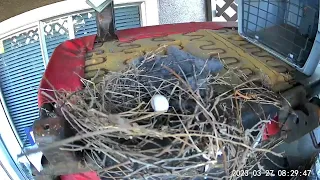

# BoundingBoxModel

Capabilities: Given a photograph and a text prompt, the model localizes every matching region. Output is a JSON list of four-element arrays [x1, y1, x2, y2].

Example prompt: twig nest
[[151, 94, 169, 112]]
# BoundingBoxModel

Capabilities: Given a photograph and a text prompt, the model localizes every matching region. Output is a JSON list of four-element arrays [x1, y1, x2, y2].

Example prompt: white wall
[[159, 0, 207, 24]]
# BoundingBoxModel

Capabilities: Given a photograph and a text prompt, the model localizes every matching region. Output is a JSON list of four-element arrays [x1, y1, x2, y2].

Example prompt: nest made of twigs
[[42, 47, 284, 179]]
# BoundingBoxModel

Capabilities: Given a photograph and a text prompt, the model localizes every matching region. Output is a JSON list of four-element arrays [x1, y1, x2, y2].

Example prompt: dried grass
[[41, 48, 284, 179]]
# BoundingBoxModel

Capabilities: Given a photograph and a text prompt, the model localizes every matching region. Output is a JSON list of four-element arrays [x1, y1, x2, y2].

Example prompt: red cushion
[[60, 171, 100, 180]]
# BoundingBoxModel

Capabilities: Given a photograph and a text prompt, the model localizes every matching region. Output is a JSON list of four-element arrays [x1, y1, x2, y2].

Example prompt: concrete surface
[[0, 0, 62, 22], [159, 0, 207, 24]]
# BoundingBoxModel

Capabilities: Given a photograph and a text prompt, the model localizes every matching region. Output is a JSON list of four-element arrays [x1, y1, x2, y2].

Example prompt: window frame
[[0, 0, 160, 144], [0, 1, 159, 178], [0, 0, 160, 38]]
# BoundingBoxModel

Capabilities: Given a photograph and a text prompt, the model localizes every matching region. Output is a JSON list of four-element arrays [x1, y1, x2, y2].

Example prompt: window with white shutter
[[0, 28, 45, 147], [0, 5, 143, 147]]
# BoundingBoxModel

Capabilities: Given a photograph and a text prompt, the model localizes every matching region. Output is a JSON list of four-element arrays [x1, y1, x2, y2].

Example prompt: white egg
[[151, 94, 169, 112]]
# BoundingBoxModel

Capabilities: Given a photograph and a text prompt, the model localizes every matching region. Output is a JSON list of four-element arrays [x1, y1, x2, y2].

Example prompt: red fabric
[[38, 35, 96, 107], [263, 116, 280, 140], [116, 22, 238, 42], [60, 172, 100, 180]]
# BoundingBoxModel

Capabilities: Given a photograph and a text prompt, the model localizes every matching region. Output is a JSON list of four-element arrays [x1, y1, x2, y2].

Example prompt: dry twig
[[38, 48, 283, 179]]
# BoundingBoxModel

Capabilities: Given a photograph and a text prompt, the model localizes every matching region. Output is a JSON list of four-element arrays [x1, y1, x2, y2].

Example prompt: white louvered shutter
[[0, 29, 45, 146]]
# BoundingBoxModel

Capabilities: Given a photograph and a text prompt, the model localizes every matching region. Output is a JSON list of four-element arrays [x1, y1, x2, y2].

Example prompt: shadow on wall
[[159, 0, 207, 24]]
